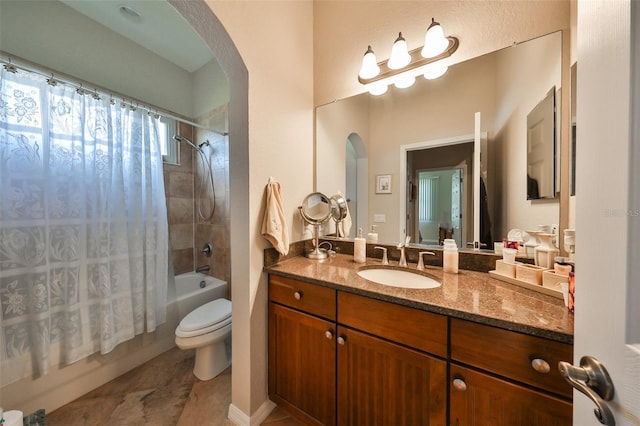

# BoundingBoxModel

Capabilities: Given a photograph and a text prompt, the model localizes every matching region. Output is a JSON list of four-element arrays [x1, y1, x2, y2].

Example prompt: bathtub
[[167, 272, 228, 321]]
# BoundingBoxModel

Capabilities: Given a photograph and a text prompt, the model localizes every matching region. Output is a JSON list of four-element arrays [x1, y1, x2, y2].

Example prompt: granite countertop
[[265, 254, 574, 344]]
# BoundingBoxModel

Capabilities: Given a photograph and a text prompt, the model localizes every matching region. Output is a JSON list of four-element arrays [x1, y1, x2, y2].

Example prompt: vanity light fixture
[[358, 46, 380, 79], [358, 17, 458, 95], [388, 33, 411, 70]]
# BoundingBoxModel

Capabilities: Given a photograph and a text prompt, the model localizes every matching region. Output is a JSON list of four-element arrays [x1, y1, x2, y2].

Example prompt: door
[[414, 168, 464, 247], [450, 364, 572, 425], [268, 303, 336, 425], [336, 326, 447, 425], [572, 1, 640, 425], [526, 88, 556, 199]]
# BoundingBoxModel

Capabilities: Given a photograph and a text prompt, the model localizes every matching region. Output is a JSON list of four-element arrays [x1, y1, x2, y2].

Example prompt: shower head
[[173, 135, 201, 152]]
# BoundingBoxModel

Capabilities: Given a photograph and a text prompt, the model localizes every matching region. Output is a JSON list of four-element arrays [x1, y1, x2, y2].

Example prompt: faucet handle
[[374, 246, 389, 265], [417, 251, 436, 270], [201, 242, 213, 257]]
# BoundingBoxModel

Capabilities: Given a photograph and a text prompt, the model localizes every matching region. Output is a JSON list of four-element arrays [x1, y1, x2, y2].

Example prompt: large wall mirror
[[316, 31, 563, 249]]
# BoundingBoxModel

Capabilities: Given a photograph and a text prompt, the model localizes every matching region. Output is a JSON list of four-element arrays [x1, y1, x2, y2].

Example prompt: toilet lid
[[179, 299, 231, 332]]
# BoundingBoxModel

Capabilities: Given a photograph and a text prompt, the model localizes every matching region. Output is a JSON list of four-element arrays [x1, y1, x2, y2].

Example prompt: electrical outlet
[[373, 214, 386, 223]]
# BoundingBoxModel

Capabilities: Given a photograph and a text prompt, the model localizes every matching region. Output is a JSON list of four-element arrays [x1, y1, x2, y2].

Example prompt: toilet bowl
[[175, 298, 232, 381]]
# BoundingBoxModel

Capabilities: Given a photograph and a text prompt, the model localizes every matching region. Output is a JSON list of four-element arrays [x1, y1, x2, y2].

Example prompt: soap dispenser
[[442, 238, 459, 273], [367, 225, 378, 243], [354, 228, 366, 263]]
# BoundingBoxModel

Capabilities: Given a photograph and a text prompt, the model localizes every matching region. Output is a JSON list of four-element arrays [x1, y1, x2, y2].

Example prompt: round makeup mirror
[[330, 194, 348, 237], [330, 194, 347, 222], [300, 192, 332, 225], [299, 192, 332, 259]]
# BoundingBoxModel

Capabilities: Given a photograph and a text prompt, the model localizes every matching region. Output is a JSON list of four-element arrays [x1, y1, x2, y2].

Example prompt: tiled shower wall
[[163, 105, 230, 287]]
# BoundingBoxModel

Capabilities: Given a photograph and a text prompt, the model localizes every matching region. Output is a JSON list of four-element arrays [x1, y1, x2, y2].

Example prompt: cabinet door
[[268, 303, 336, 425], [337, 326, 447, 426], [450, 364, 572, 426]]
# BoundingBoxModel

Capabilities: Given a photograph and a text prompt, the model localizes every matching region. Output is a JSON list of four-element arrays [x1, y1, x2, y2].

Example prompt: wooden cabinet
[[269, 303, 336, 425], [268, 275, 337, 425], [450, 318, 573, 425], [337, 292, 447, 425], [450, 364, 572, 426], [268, 274, 573, 426]]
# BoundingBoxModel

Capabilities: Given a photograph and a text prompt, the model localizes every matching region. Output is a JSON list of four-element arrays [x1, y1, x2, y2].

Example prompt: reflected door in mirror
[[527, 88, 556, 199]]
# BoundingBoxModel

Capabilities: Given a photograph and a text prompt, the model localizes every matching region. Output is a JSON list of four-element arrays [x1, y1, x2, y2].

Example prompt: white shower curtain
[[0, 67, 169, 385]]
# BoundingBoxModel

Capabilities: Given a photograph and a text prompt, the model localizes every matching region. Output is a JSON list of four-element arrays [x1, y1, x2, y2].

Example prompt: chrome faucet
[[195, 265, 210, 273], [374, 246, 389, 265], [397, 236, 411, 267], [417, 251, 436, 270]]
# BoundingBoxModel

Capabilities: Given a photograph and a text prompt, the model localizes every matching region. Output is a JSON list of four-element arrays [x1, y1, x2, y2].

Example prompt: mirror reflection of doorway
[[414, 168, 464, 248], [406, 142, 474, 247]]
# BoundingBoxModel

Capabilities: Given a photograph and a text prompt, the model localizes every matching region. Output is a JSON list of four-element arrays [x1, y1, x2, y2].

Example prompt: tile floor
[[46, 347, 302, 426]]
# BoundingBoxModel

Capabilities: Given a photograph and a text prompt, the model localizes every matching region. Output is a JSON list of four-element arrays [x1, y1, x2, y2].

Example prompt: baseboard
[[227, 400, 276, 426]]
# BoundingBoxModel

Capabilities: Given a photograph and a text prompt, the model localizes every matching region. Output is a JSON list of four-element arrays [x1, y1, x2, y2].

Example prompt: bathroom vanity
[[266, 254, 573, 425]]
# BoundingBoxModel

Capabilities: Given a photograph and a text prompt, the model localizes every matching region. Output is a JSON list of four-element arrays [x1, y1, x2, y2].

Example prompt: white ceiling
[[60, 0, 213, 73]]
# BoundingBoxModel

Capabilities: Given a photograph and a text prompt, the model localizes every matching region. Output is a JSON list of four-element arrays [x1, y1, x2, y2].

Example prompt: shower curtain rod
[[1, 51, 228, 136]]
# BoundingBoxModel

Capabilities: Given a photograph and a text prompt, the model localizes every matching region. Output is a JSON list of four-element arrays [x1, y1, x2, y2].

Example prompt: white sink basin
[[357, 267, 441, 289]]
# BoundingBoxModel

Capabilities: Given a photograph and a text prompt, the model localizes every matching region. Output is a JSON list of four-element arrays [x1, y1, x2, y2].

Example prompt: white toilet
[[175, 298, 232, 380]]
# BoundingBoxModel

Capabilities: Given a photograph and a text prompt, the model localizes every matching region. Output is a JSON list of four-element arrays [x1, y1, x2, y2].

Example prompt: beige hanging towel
[[261, 176, 290, 255], [337, 191, 352, 237]]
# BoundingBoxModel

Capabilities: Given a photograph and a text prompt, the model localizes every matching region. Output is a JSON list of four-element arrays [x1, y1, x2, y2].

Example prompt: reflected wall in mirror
[[316, 31, 563, 247]]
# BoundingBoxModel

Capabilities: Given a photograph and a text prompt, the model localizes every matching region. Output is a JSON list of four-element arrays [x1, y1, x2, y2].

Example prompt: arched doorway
[[346, 132, 368, 237], [169, 0, 250, 420]]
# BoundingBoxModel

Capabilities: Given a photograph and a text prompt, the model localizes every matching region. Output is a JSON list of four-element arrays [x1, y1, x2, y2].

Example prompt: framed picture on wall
[[376, 174, 392, 194]]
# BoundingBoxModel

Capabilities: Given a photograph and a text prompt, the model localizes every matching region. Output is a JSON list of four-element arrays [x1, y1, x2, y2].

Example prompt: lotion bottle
[[442, 238, 459, 273], [367, 225, 378, 243], [354, 228, 366, 263]]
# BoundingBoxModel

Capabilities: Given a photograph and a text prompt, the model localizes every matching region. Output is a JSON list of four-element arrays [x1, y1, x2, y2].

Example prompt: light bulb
[[423, 63, 448, 80], [388, 33, 411, 70], [393, 74, 416, 89], [368, 82, 388, 96], [421, 18, 449, 58], [358, 46, 380, 80]]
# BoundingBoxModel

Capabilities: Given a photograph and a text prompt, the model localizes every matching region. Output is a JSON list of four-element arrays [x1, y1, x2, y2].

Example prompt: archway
[[169, 0, 250, 420]]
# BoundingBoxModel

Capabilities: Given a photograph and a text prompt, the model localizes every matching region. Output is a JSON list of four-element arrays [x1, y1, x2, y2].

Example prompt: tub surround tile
[[169, 172, 194, 199], [168, 197, 194, 225], [170, 224, 195, 250], [264, 253, 573, 344], [173, 248, 194, 275]]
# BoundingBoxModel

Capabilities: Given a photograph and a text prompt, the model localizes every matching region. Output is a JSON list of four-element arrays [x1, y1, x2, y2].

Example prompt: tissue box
[[495, 260, 516, 278], [542, 270, 569, 291], [515, 264, 546, 285]]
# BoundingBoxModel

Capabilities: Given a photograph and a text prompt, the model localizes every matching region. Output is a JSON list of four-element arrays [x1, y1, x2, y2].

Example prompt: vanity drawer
[[451, 318, 573, 399], [269, 275, 336, 321], [338, 291, 447, 358]]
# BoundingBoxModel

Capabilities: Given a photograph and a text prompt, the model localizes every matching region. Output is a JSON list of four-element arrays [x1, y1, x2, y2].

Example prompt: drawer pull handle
[[293, 291, 302, 300], [337, 336, 346, 346], [531, 358, 551, 373], [325, 330, 333, 340], [452, 378, 467, 392]]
